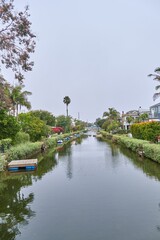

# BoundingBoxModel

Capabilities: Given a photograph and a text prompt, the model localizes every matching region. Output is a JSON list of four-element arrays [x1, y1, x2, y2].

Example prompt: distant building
[[122, 110, 139, 130], [122, 108, 150, 130]]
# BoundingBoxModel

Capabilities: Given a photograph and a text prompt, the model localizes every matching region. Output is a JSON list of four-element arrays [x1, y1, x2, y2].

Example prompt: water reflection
[[103, 139, 160, 235], [58, 143, 73, 179], [66, 151, 72, 179], [104, 139, 160, 182], [119, 144, 160, 182], [111, 144, 119, 157], [0, 147, 59, 240], [32, 148, 58, 181], [0, 174, 35, 240], [0, 138, 83, 240], [54, 139, 84, 180], [98, 138, 121, 170]]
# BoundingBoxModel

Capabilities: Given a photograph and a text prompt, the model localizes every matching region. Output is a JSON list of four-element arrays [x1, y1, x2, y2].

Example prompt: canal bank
[[99, 130, 160, 164], [0, 131, 85, 171]]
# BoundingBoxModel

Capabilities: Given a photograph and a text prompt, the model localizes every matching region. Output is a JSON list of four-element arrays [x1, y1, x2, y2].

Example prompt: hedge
[[130, 121, 160, 142]]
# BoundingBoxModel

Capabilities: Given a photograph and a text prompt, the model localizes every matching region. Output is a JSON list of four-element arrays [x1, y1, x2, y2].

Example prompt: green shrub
[[6, 131, 84, 162], [143, 144, 160, 163], [6, 142, 42, 161], [0, 138, 12, 152], [45, 137, 57, 148], [131, 122, 160, 142], [14, 132, 30, 145]]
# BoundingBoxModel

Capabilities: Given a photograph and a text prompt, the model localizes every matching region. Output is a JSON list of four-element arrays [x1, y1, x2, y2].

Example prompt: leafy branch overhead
[[0, 0, 36, 82]]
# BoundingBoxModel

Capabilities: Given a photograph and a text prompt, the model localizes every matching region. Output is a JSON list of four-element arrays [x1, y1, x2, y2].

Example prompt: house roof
[[150, 102, 160, 108], [126, 110, 139, 115], [125, 109, 150, 116]]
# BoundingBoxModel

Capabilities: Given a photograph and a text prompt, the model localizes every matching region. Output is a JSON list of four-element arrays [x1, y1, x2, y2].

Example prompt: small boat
[[57, 139, 63, 144], [64, 137, 70, 141]]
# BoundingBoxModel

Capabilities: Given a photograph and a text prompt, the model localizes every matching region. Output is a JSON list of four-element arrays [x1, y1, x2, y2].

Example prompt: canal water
[[1, 134, 160, 240]]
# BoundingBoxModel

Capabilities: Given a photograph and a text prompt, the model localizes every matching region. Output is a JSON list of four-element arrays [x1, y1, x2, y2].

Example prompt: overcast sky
[[7, 0, 160, 122]]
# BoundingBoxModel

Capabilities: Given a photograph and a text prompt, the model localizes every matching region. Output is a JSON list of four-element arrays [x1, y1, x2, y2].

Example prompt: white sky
[[4, 0, 160, 122]]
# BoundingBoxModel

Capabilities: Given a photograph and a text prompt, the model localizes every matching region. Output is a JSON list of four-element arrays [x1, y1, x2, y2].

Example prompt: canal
[[1, 134, 160, 240]]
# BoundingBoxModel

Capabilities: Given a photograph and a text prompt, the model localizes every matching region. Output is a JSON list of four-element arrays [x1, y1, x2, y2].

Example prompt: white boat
[[57, 139, 63, 144]]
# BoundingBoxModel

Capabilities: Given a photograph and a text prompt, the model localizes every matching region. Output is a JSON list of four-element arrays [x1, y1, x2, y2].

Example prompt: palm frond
[[148, 73, 160, 79], [155, 85, 160, 90], [148, 74, 153, 77], [103, 112, 109, 117], [23, 90, 32, 95], [153, 92, 160, 101], [155, 67, 160, 73], [153, 76, 160, 81]]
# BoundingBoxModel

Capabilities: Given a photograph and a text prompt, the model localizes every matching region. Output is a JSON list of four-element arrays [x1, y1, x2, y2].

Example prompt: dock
[[8, 159, 38, 171]]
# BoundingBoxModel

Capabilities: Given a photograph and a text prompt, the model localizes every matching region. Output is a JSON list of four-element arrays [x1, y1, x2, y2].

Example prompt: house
[[122, 110, 139, 130], [149, 103, 160, 121], [122, 108, 150, 130]]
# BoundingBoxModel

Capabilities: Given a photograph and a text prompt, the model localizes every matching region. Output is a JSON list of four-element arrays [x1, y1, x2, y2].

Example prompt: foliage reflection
[[0, 138, 82, 239]]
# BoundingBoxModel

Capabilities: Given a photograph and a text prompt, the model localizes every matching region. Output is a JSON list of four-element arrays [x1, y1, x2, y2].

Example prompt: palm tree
[[126, 116, 134, 125], [63, 96, 71, 117], [10, 84, 32, 117], [139, 113, 149, 122], [103, 107, 120, 120], [148, 67, 160, 100], [102, 107, 120, 132]]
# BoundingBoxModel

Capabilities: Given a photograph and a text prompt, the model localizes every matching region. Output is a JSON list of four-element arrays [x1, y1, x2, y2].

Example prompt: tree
[[0, 74, 12, 110], [56, 115, 72, 133], [95, 118, 106, 128], [107, 120, 120, 133], [29, 110, 55, 126], [148, 67, 160, 100], [63, 96, 71, 117], [126, 116, 134, 125], [139, 113, 149, 122], [73, 119, 86, 131], [0, 0, 36, 82], [102, 107, 120, 133], [18, 113, 50, 141], [103, 107, 120, 120], [10, 84, 31, 116], [0, 109, 20, 140], [102, 120, 110, 131]]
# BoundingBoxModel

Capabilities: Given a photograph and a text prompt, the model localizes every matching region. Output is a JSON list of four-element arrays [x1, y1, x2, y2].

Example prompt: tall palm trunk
[[63, 96, 71, 117], [66, 104, 68, 117]]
